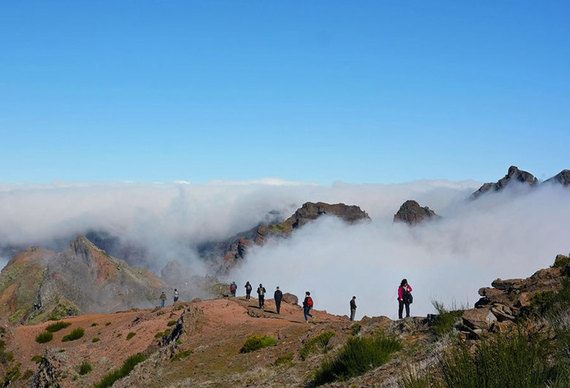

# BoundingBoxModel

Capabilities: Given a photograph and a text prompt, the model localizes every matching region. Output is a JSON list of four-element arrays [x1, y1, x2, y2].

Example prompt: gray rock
[[462, 308, 497, 330]]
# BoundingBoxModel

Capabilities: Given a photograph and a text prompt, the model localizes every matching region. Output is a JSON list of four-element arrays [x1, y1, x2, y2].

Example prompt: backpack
[[403, 289, 413, 304], [231, 284, 236, 292], [307, 297, 313, 308]]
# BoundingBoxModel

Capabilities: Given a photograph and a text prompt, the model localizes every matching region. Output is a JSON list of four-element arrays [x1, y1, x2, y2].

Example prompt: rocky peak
[[544, 169, 570, 186], [393, 200, 438, 225], [289, 202, 370, 229], [472, 165, 538, 199]]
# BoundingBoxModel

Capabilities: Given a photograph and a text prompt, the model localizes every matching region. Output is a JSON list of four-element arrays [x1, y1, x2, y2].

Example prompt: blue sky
[[1, 1, 569, 184]]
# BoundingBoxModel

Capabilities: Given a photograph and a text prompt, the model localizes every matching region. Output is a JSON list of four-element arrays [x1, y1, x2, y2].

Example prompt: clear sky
[[1, 1, 569, 184]]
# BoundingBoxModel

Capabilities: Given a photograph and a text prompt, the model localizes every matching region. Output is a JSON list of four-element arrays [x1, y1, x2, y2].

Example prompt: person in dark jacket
[[257, 284, 266, 309], [350, 296, 357, 321], [398, 279, 413, 319], [274, 286, 283, 314], [244, 281, 252, 300], [230, 281, 237, 297], [302, 291, 313, 323]]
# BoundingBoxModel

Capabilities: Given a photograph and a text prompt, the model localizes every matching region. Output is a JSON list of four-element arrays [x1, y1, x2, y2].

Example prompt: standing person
[[173, 289, 179, 303], [350, 296, 357, 321], [398, 279, 413, 319], [245, 281, 252, 300], [302, 291, 313, 323], [230, 281, 237, 297], [257, 284, 266, 309], [274, 286, 283, 314], [160, 291, 167, 308]]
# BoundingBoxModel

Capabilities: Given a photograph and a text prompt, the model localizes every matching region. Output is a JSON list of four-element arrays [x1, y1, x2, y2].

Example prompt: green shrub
[[126, 332, 136, 340], [171, 349, 193, 362], [92, 337, 100, 343], [62, 327, 84, 342], [31, 355, 42, 363], [300, 330, 336, 360], [45, 321, 71, 333], [167, 320, 177, 326], [176, 304, 184, 310], [274, 352, 294, 366], [94, 353, 148, 388], [21, 370, 34, 380], [0, 340, 14, 364], [312, 334, 402, 385], [431, 301, 464, 336], [78, 360, 92, 375], [164, 329, 171, 336], [105, 322, 111, 326], [351, 323, 361, 336], [440, 329, 566, 387], [3, 364, 21, 385], [91, 323, 98, 327], [35, 332, 53, 344], [155, 331, 164, 339], [240, 335, 278, 353]]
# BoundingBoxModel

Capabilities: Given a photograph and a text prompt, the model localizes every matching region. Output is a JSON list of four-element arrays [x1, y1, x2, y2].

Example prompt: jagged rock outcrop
[[204, 202, 370, 272], [393, 200, 438, 225], [472, 165, 538, 199], [544, 169, 570, 186], [460, 254, 570, 338], [0, 236, 167, 324]]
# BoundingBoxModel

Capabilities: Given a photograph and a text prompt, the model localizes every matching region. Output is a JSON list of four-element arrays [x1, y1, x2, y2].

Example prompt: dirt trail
[[7, 296, 349, 387]]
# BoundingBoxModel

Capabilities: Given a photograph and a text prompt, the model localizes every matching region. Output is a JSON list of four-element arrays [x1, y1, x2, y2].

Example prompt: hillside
[[0, 254, 568, 387], [0, 236, 167, 325]]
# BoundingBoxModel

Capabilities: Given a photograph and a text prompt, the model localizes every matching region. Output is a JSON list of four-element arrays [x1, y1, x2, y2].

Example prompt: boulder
[[462, 308, 497, 331], [282, 293, 298, 305]]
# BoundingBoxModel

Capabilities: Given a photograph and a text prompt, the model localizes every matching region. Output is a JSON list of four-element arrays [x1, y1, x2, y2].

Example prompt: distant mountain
[[393, 200, 439, 225], [202, 202, 370, 272], [471, 166, 538, 199], [0, 236, 167, 324], [544, 169, 570, 186]]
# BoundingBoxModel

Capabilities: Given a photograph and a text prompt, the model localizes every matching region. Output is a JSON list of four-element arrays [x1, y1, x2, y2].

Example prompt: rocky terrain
[[0, 236, 168, 325], [202, 202, 370, 272], [0, 253, 567, 387], [393, 200, 438, 225]]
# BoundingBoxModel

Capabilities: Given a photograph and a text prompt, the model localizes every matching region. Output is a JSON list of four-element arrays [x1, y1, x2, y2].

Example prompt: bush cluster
[[240, 335, 277, 353], [300, 330, 336, 360], [45, 321, 71, 333], [62, 327, 84, 342], [94, 353, 148, 388], [78, 360, 93, 375], [431, 301, 464, 336], [35, 332, 53, 344], [312, 333, 402, 385]]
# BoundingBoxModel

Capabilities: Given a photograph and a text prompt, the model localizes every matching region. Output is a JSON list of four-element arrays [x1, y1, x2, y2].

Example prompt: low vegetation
[[300, 330, 336, 360], [430, 301, 464, 336], [94, 353, 148, 388], [351, 323, 361, 336], [78, 360, 93, 375], [274, 352, 295, 366], [311, 333, 402, 386], [240, 335, 278, 353], [62, 327, 84, 342], [126, 332, 136, 340], [45, 321, 71, 333], [171, 349, 193, 362], [2, 364, 21, 386], [35, 331, 53, 344], [0, 340, 14, 363], [92, 337, 100, 343], [31, 355, 42, 363], [167, 320, 177, 326]]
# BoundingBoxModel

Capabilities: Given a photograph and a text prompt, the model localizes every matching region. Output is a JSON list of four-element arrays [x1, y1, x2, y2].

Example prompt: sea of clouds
[[0, 178, 568, 320]]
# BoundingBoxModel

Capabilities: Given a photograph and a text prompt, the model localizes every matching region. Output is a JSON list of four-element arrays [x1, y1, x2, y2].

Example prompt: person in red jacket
[[398, 279, 413, 319]]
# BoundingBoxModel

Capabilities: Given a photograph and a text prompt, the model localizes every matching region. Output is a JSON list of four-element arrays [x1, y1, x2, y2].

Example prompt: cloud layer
[[1, 179, 568, 320]]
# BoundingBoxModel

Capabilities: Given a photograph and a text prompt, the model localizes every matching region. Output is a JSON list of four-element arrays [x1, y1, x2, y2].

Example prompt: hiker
[[230, 281, 237, 297], [398, 279, 413, 319], [173, 289, 179, 303], [245, 281, 252, 300], [350, 296, 357, 321], [302, 291, 313, 323], [274, 286, 283, 314], [160, 291, 167, 308], [67, 309, 73, 317], [257, 283, 266, 309]]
